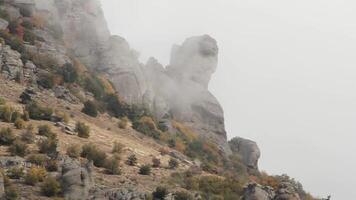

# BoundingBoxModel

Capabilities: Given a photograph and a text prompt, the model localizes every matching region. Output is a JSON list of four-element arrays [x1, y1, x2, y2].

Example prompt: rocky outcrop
[[0, 19, 8, 30], [0, 43, 24, 80], [60, 157, 94, 200], [229, 137, 261, 173], [274, 182, 301, 200], [0, 156, 25, 168], [242, 183, 275, 200], [90, 188, 148, 200]]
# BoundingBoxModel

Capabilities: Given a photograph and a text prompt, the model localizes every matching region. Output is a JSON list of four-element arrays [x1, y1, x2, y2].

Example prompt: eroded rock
[[229, 137, 261, 173]]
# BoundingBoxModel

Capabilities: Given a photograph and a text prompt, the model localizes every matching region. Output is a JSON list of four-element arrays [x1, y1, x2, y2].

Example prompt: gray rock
[[274, 182, 301, 200], [0, 173, 5, 200], [242, 183, 275, 200], [20, 87, 37, 104], [53, 86, 79, 104], [0, 156, 25, 168], [55, 122, 76, 135], [0, 18, 8, 30], [229, 137, 261, 173], [60, 157, 94, 200], [90, 187, 148, 200], [0, 44, 24, 80]]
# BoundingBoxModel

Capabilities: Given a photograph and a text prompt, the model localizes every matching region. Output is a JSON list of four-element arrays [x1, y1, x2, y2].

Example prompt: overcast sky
[[101, 0, 356, 199]]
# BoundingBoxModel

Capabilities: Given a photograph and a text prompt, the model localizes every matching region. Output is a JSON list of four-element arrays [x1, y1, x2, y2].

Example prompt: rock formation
[[229, 137, 261, 173]]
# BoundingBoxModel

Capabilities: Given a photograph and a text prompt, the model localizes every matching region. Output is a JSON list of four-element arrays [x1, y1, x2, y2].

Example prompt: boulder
[[0, 156, 25, 168], [242, 183, 275, 200], [60, 157, 94, 200], [20, 87, 37, 104], [229, 137, 261, 173], [0, 45, 24, 80]]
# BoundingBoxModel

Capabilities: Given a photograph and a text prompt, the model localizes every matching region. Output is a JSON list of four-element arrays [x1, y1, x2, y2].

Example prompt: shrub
[[6, 167, 24, 179], [27, 154, 48, 166], [38, 125, 56, 139], [66, 144, 81, 158], [152, 157, 161, 168], [112, 141, 124, 154], [41, 177, 61, 197], [126, 154, 137, 166], [10, 111, 21, 123], [0, 105, 13, 122], [38, 138, 58, 155], [174, 191, 194, 200], [0, 128, 15, 145], [46, 160, 58, 172], [76, 122, 90, 138], [152, 186, 168, 200], [139, 164, 151, 175], [105, 156, 121, 175], [21, 124, 35, 143], [81, 143, 107, 167], [5, 185, 19, 200], [159, 147, 170, 155], [26, 101, 53, 120], [37, 72, 55, 89], [61, 63, 78, 83], [169, 158, 179, 169], [118, 117, 129, 129], [25, 167, 47, 185], [22, 111, 30, 121], [84, 76, 105, 100], [23, 29, 36, 44], [14, 118, 25, 129], [133, 116, 161, 140], [9, 139, 28, 157], [82, 100, 98, 117], [0, 97, 5, 105]]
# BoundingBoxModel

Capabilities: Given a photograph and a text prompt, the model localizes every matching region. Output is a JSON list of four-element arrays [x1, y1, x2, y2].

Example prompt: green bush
[[81, 143, 107, 167], [26, 101, 53, 120], [84, 76, 105, 100], [0, 30, 25, 53], [0, 128, 15, 145], [25, 167, 47, 186], [5, 185, 19, 200], [126, 154, 137, 166], [6, 167, 24, 179], [174, 191, 194, 200], [152, 186, 168, 200], [66, 144, 81, 158], [104, 156, 121, 175], [139, 164, 151, 175], [9, 139, 28, 157], [38, 137, 58, 155], [169, 158, 179, 169], [27, 154, 48, 166], [38, 124, 56, 139], [82, 100, 98, 117], [10, 111, 21, 123], [41, 177, 61, 197], [23, 29, 36, 44], [37, 72, 54, 89], [76, 122, 90, 138], [133, 116, 161, 140], [14, 118, 25, 129]]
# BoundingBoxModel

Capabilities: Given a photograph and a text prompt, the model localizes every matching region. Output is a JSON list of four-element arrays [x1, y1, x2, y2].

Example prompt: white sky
[[101, 0, 356, 199]]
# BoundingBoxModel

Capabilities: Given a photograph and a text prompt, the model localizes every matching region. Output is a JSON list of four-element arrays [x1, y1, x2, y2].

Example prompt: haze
[[101, 0, 356, 199]]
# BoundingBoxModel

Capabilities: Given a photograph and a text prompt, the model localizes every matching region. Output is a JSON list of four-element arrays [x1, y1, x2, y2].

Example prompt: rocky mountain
[[0, 0, 318, 199]]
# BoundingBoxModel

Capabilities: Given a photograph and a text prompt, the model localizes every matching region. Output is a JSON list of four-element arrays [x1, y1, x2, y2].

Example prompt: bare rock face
[[229, 137, 261, 173], [145, 35, 230, 154], [274, 182, 302, 200], [0, 43, 24, 80], [60, 157, 94, 200]]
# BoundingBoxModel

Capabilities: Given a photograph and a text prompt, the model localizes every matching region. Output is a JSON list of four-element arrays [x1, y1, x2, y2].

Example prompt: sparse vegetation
[[9, 139, 28, 157], [174, 191, 194, 200], [38, 137, 58, 155], [6, 167, 24, 179], [82, 100, 98, 117], [81, 143, 107, 167], [152, 186, 168, 200], [0, 127, 15, 145], [41, 177, 61, 197], [46, 160, 58, 172], [27, 154, 48, 166], [75, 122, 90, 138], [112, 141, 124, 154], [139, 164, 152, 175], [26, 101, 53, 121], [152, 157, 161, 168], [66, 144, 81, 158], [118, 116, 129, 129], [133, 116, 161, 139], [105, 156, 121, 175], [0, 105, 13, 122], [5, 185, 19, 200], [169, 158, 179, 169], [126, 154, 137, 166], [14, 118, 25, 129], [25, 167, 47, 185], [21, 124, 35, 143]]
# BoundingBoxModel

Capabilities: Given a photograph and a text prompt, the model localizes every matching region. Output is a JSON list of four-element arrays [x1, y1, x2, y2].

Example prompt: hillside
[[0, 0, 318, 200]]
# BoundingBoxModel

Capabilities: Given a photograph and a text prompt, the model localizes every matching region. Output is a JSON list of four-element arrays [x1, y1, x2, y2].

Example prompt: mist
[[101, 0, 356, 199]]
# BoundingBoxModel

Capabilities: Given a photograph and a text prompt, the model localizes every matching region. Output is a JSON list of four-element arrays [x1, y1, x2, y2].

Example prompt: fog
[[101, 0, 356, 199]]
